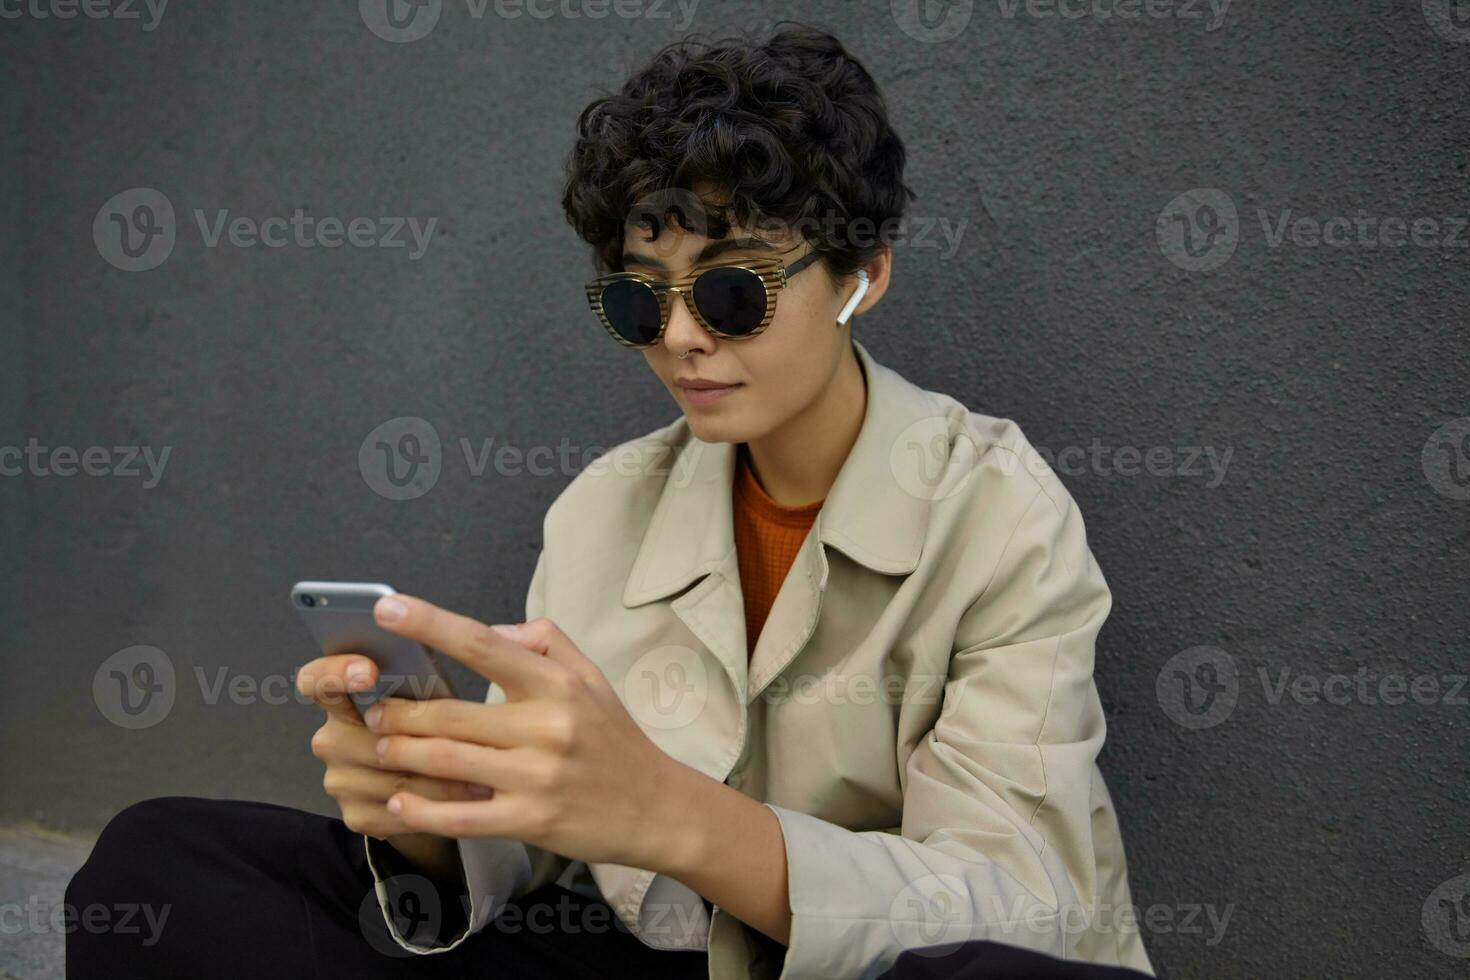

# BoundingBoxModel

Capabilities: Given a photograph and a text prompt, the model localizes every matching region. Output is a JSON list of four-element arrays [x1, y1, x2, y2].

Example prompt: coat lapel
[[620, 338, 935, 704]]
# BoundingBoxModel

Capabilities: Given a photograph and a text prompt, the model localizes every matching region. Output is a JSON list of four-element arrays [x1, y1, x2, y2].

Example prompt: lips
[[675, 379, 739, 390], [678, 382, 743, 406]]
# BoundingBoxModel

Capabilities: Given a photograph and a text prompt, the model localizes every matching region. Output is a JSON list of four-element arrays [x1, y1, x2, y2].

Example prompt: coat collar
[[622, 337, 936, 612]]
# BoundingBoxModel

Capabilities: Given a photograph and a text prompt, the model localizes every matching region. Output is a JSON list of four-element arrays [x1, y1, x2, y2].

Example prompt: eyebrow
[[621, 237, 778, 272]]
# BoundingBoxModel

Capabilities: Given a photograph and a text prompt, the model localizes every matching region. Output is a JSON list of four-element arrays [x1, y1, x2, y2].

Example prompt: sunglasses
[[584, 251, 822, 350]]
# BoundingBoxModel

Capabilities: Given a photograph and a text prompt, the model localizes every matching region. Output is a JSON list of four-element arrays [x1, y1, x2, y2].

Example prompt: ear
[[836, 270, 870, 326], [837, 246, 891, 325]]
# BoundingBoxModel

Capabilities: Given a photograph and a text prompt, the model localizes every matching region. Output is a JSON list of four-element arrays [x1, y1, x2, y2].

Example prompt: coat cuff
[[763, 803, 1072, 979], [363, 834, 533, 953]]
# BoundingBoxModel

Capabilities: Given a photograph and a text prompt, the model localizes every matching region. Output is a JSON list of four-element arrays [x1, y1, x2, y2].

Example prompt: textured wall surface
[[2, 1, 1466, 976]]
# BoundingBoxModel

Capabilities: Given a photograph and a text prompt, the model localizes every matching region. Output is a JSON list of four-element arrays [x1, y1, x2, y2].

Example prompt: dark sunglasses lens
[[692, 267, 768, 336], [600, 280, 662, 346]]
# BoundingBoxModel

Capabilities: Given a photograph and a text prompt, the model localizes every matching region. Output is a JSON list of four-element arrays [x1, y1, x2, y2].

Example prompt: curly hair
[[560, 22, 917, 287]]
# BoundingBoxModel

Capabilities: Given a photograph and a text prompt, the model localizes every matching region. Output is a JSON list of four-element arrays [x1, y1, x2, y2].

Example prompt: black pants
[[877, 943, 1155, 980], [64, 796, 710, 980]]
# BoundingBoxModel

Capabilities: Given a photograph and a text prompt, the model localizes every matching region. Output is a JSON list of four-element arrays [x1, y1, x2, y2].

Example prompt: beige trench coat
[[366, 337, 1156, 979]]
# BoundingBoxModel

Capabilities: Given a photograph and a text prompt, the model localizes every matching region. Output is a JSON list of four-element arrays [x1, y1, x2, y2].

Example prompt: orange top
[[732, 443, 824, 659]]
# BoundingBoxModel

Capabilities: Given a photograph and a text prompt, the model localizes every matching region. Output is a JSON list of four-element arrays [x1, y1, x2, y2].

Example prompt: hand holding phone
[[292, 581, 456, 714], [291, 581, 468, 880]]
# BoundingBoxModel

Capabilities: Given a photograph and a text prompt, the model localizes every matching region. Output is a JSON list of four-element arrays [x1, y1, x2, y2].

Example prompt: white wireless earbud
[[836, 269, 870, 327]]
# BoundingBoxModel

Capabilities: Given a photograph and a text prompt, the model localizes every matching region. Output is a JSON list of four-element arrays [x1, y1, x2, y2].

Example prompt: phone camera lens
[[300, 594, 317, 607]]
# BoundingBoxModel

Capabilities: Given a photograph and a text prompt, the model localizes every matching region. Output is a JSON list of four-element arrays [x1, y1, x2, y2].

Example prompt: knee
[[66, 796, 205, 907], [95, 795, 207, 854]]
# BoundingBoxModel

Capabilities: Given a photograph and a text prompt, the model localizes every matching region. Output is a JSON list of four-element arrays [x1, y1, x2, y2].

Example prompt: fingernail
[[363, 704, 382, 730], [467, 783, 494, 799], [377, 597, 407, 623], [375, 737, 389, 757], [347, 662, 372, 691], [491, 624, 519, 638], [386, 796, 402, 815]]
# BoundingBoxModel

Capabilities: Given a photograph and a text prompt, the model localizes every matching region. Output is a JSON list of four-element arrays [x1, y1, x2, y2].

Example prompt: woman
[[67, 24, 1155, 980]]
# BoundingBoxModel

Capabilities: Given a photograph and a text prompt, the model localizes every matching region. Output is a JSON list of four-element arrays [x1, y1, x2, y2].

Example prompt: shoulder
[[960, 409, 1076, 520], [886, 363, 1077, 523], [900, 393, 1110, 636], [539, 414, 692, 539]]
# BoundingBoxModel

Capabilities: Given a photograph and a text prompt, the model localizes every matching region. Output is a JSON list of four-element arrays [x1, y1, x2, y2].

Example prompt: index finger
[[296, 654, 378, 724], [372, 595, 560, 700]]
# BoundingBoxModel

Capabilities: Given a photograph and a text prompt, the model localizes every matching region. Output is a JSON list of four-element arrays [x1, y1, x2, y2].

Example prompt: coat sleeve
[[764, 471, 1137, 978], [364, 547, 575, 953]]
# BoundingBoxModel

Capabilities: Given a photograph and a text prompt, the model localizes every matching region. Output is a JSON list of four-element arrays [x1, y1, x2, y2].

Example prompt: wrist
[[638, 759, 725, 879], [386, 832, 459, 886]]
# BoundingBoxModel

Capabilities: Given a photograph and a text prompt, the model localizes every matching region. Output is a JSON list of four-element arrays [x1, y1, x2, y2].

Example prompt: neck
[[742, 344, 867, 507]]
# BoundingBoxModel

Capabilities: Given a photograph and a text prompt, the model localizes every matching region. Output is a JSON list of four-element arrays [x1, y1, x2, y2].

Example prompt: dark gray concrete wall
[[2, 1, 1466, 976]]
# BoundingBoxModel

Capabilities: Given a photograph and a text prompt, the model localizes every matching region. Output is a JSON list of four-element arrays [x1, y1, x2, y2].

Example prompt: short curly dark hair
[[560, 22, 917, 287]]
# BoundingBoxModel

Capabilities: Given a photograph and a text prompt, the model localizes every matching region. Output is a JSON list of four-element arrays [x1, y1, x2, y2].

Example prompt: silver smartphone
[[291, 581, 456, 714]]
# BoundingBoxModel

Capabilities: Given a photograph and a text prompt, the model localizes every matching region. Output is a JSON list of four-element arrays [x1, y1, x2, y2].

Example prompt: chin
[[681, 412, 747, 445]]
